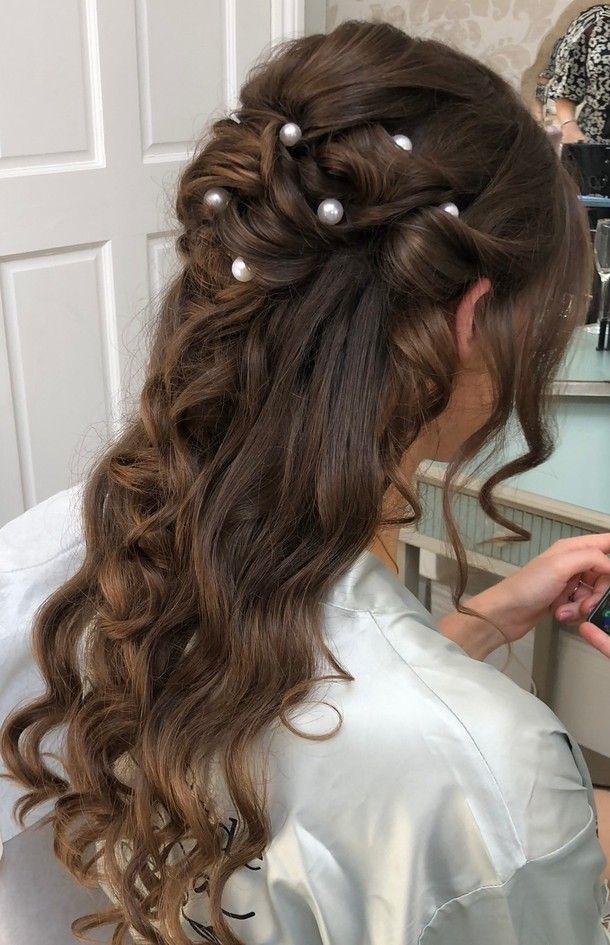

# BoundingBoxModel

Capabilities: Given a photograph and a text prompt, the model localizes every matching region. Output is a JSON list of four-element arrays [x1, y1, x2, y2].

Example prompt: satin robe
[[1, 487, 610, 943]]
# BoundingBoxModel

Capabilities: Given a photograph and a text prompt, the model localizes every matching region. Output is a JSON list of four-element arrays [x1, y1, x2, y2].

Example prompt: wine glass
[[590, 218, 610, 332]]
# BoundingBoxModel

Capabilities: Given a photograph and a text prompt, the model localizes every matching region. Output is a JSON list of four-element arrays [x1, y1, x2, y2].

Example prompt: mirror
[[521, 1, 610, 145], [519, 3, 610, 331]]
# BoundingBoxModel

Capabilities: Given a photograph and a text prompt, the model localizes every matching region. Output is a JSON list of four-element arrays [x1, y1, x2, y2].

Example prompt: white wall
[[326, 0, 593, 99]]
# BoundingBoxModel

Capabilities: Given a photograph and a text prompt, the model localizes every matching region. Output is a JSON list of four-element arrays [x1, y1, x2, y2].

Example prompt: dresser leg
[[582, 747, 610, 789], [531, 614, 560, 707], [402, 542, 421, 600]]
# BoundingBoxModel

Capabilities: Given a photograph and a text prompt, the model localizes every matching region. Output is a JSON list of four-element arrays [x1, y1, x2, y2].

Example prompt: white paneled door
[[0, 0, 308, 526]]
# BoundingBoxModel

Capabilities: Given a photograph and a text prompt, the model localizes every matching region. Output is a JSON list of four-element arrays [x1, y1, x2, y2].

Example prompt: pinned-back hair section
[[176, 24, 589, 332], [202, 121, 459, 281], [1, 20, 592, 945]]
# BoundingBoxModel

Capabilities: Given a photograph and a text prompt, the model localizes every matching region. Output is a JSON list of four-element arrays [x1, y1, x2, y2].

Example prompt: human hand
[[561, 120, 587, 144], [463, 534, 610, 653], [551, 557, 610, 658]]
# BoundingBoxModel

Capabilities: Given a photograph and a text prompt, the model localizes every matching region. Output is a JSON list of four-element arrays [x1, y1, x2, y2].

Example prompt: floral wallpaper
[[326, 0, 595, 98]]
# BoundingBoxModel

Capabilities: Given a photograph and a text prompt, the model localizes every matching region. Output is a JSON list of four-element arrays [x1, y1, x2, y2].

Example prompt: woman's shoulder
[[0, 487, 86, 845], [0, 485, 85, 634], [280, 599, 596, 871], [375, 605, 595, 857], [564, 5, 610, 41], [0, 485, 84, 575]]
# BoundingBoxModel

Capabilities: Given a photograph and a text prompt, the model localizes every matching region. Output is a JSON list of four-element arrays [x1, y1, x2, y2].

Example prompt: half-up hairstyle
[[1, 19, 592, 945]]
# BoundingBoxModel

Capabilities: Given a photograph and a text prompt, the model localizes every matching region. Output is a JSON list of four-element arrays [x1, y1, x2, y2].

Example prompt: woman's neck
[[367, 447, 425, 576], [367, 527, 401, 575]]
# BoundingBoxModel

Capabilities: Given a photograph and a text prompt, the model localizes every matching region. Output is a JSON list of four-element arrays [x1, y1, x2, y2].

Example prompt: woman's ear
[[454, 277, 492, 364]]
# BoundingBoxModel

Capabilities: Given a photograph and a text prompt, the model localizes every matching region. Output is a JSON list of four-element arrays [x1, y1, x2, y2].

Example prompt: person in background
[[2, 19, 610, 945], [532, 34, 564, 122], [547, 4, 610, 144]]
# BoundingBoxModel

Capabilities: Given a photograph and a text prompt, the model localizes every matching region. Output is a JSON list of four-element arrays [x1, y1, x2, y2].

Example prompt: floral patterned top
[[535, 36, 563, 106], [547, 5, 610, 143]]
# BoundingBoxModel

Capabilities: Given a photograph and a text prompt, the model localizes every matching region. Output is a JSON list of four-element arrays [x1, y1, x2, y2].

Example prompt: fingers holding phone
[[580, 619, 610, 662], [556, 582, 610, 659]]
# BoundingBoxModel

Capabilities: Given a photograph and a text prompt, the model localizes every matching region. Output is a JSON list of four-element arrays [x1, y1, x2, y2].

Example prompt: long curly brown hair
[[0, 19, 592, 945]]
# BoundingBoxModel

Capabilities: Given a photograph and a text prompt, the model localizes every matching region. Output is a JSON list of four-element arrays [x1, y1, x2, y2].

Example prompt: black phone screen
[[589, 587, 610, 634]]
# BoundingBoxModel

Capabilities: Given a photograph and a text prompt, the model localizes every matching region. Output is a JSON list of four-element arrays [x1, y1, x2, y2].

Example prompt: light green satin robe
[[1, 489, 610, 943]]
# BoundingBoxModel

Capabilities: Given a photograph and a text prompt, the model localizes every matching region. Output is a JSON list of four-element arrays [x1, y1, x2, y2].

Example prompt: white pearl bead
[[317, 198, 344, 225], [279, 122, 302, 147], [231, 257, 254, 282], [392, 134, 413, 151], [203, 186, 230, 211], [440, 201, 460, 217]]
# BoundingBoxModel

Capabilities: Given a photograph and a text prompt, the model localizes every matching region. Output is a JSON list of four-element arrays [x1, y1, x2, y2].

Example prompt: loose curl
[[0, 19, 592, 945]]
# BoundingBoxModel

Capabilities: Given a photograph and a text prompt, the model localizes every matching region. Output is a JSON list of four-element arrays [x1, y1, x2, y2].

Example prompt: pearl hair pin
[[392, 133, 413, 151], [204, 186, 231, 211], [440, 201, 460, 217], [279, 122, 302, 147], [317, 197, 344, 225], [231, 256, 254, 282]]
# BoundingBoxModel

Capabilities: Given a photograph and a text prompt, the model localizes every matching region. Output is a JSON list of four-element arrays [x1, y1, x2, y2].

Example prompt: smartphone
[[588, 587, 610, 634]]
